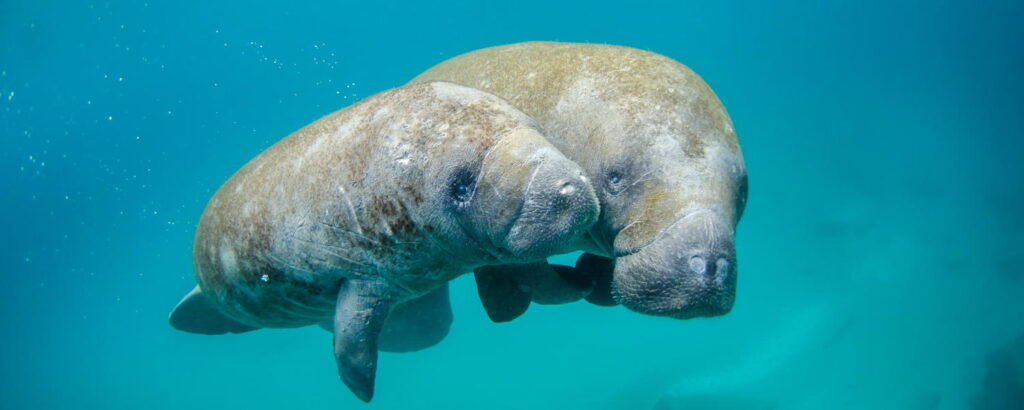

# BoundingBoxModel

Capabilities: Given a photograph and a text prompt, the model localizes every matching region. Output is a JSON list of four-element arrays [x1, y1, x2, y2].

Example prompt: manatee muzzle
[[503, 154, 599, 261], [611, 209, 737, 319]]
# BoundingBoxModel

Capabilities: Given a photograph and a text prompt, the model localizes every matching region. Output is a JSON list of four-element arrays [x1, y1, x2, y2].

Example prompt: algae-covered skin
[[413, 42, 747, 319], [169, 81, 599, 401]]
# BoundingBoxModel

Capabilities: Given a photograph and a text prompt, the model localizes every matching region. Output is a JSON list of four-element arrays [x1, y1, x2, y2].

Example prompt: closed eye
[[449, 167, 477, 208], [606, 170, 627, 195]]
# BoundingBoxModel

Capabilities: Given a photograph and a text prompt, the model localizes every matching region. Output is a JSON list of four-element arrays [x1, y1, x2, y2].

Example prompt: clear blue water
[[2, 1, 1022, 409]]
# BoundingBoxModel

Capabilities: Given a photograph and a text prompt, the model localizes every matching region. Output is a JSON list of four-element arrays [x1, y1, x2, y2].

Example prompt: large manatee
[[168, 81, 599, 401], [412, 42, 747, 320]]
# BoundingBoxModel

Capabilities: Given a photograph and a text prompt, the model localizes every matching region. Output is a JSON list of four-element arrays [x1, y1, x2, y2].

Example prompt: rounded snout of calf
[[504, 155, 599, 260], [475, 129, 599, 262], [612, 209, 737, 319]]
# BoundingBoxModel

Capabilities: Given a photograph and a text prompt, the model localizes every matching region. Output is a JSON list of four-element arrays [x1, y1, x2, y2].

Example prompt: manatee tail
[[168, 286, 259, 335]]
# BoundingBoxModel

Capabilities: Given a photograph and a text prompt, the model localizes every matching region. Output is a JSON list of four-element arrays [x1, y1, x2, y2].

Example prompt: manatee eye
[[605, 170, 627, 195], [448, 167, 477, 208]]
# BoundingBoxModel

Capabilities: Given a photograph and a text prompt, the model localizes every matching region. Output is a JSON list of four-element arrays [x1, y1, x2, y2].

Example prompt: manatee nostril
[[688, 255, 706, 275], [559, 180, 577, 196], [716, 258, 730, 276]]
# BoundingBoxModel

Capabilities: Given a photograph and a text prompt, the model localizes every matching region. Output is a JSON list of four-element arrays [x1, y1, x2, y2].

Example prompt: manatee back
[[412, 42, 739, 164], [192, 82, 539, 328]]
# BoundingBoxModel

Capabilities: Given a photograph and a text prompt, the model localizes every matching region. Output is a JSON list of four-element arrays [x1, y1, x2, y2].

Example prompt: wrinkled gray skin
[[168, 81, 599, 402], [413, 42, 747, 320]]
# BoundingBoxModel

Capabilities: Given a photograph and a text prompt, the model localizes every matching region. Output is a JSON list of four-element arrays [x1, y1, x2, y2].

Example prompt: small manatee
[[168, 81, 599, 402]]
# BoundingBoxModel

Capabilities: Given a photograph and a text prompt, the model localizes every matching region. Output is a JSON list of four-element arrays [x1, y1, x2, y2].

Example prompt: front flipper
[[576, 253, 618, 307], [378, 283, 453, 353], [474, 261, 595, 322], [168, 286, 258, 334], [529, 263, 594, 305], [474, 265, 531, 322], [333, 279, 392, 402]]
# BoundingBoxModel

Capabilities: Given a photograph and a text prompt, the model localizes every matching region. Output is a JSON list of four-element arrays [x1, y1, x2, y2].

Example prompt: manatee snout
[[612, 209, 736, 319], [504, 150, 599, 260], [473, 128, 599, 262]]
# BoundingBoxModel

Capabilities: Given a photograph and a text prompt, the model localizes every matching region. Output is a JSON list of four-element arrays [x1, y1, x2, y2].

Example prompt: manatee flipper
[[333, 279, 392, 403], [527, 263, 594, 305], [474, 261, 594, 322], [168, 286, 258, 334], [321, 283, 453, 353], [474, 265, 531, 322], [576, 253, 618, 306], [378, 283, 453, 353]]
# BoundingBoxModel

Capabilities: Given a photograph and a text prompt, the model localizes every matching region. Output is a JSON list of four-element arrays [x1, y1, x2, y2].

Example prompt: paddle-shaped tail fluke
[[169, 286, 258, 335]]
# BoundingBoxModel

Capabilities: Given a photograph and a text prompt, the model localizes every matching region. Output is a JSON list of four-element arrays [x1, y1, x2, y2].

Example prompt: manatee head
[[447, 127, 599, 263], [409, 82, 599, 266], [597, 106, 747, 319]]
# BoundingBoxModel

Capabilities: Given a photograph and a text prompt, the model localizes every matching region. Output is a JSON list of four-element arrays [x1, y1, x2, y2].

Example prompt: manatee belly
[[192, 230, 343, 328], [190, 177, 353, 328]]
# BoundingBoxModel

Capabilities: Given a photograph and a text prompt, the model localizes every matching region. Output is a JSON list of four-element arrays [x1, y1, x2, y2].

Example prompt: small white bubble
[[260, 274, 270, 283]]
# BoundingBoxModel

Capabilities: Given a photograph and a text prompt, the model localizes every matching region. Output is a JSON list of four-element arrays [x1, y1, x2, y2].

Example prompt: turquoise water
[[3, 1, 1022, 409]]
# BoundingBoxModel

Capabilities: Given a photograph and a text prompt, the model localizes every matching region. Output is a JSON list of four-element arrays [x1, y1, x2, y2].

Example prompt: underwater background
[[2, 0, 1022, 409]]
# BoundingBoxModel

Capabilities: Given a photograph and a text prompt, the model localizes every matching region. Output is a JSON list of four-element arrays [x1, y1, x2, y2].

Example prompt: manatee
[[412, 42, 747, 319], [168, 81, 599, 401]]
